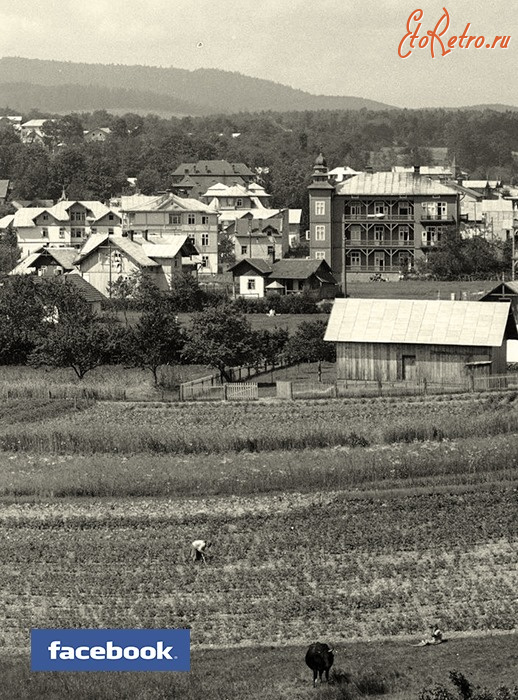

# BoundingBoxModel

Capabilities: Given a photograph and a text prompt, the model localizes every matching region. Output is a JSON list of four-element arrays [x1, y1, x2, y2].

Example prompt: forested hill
[[0, 57, 395, 115]]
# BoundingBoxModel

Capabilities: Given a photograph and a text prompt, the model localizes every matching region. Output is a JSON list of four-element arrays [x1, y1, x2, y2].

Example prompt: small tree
[[287, 319, 335, 381], [0, 276, 44, 364], [168, 271, 204, 312], [256, 327, 290, 379], [183, 307, 257, 382]]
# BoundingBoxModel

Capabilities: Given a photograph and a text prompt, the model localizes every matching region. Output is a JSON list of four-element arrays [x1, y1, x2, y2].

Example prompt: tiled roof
[[62, 273, 106, 302], [325, 299, 515, 347], [336, 173, 459, 196], [173, 160, 254, 177], [227, 258, 273, 275], [270, 259, 336, 281]]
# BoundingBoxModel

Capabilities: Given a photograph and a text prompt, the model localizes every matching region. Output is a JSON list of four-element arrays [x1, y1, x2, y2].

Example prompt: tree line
[[1, 106, 518, 227], [0, 275, 335, 384]]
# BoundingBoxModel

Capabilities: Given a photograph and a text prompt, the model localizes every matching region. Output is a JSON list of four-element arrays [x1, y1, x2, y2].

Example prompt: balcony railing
[[343, 213, 414, 221], [420, 214, 455, 222], [347, 264, 412, 273], [347, 239, 413, 247]]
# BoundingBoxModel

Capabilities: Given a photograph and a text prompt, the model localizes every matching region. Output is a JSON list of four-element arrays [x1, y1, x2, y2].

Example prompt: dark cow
[[305, 642, 334, 686]]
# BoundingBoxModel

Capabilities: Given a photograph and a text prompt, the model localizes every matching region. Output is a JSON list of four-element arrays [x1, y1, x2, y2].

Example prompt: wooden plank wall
[[336, 342, 502, 382]]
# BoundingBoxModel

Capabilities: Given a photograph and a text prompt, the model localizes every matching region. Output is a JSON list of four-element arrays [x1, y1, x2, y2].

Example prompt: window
[[398, 202, 410, 217], [91, 227, 97, 234], [347, 203, 362, 217], [202, 255, 209, 268], [267, 245, 275, 256], [241, 245, 248, 255], [374, 252, 385, 270], [315, 200, 325, 216], [201, 215, 209, 225], [374, 225, 384, 241], [108, 228, 114, 235], [315, 251, 326, 260], [315, 225, 326, 241], [201, 233, 209, 247], [247, 278, 256, 290], [423, 226, 441, 246], [399, 226, 411, 243], [349, 225, 361, 242], [59, 228, 66, 239], [423, 201, 447, 219], [236, 198, 243, 208], [169, 214, 181, 225], [437, 202, 447, 219], [374, 202, 387, 216], [42, 228, 48, 237], [187, 214, 196, 225], [349, 252, 361, 267], [108, 214, 114, 221], [42, 214, 48, 221]]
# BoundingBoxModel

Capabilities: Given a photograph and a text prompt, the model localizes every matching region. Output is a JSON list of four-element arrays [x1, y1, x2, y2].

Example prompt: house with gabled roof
[[172, 160, 255, 199], [325, 298, 517, 385], [74, 233, 199, 296], [228, 257, 338, 299], [6, 200, 122, 258], [120, 193, 218, 274], [10, 247, 78, 277]]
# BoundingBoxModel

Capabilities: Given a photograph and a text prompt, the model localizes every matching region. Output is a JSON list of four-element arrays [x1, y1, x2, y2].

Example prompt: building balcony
[[346, 239, 414, 247], [343, 214, 413, 222], [420, 214, 455, 223], [347, 264, 412, 273]]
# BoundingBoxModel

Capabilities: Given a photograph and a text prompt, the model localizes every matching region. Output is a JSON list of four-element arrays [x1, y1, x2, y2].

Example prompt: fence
[[227, 355, 291, 383], [179, 377, 258, 401], [276, 373, 518, 399], [179, 374, 220, 401]]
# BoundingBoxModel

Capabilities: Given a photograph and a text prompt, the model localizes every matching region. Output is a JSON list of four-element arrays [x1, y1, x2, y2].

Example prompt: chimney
[[128, 229, 134, 242], [414, 165, 420, 174]]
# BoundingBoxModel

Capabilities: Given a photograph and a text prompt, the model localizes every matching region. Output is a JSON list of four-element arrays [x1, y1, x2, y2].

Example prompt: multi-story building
[[120, 193, 218, 274], [200, 182, 271, 210], [308, 155, 460, 285], [171, 160, 255, 199], [225, 210, 290, 264], [4, 201, 122, 259]]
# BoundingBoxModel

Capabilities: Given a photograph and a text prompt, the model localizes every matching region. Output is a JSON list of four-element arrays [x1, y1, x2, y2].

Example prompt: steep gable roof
[[325, 299, 517, 347], [270, 259, 334, 281], [76, 234, 158, 267]]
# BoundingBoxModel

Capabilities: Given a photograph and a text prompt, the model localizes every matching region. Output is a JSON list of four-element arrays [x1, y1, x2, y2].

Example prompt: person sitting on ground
[[191, 539, 211, 564]]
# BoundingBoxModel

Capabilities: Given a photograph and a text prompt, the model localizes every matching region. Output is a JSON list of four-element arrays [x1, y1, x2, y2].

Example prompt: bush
[[419, 672, 518, 700]]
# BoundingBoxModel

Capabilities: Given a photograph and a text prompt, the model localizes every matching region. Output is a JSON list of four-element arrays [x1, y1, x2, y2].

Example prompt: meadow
[[1, 389, 517, 699]]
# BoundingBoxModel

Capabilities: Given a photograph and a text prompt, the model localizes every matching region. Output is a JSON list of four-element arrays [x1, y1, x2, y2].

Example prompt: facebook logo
[[31, 629, 190, 671]]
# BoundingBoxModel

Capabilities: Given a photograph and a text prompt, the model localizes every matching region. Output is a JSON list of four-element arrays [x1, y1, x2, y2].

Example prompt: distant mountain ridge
[[0, 56, 396, 115]]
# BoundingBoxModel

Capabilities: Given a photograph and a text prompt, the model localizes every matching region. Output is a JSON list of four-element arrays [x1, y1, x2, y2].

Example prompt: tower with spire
[[307, 152, 335, 275]]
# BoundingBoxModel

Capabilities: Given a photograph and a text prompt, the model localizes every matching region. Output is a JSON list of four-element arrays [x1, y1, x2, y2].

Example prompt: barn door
[[402, 355, 417, 380]]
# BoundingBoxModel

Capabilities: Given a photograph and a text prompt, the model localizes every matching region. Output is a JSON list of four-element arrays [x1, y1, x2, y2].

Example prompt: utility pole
[[341, 225, 347, 297]]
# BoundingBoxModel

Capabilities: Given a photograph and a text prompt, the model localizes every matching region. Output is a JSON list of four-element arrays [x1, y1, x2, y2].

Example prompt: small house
[[228, 258, 338, 299], [325, 298, 518, 385]]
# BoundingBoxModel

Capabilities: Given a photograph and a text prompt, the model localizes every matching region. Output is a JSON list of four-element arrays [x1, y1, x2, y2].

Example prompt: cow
[[305, 642, 334, 686]]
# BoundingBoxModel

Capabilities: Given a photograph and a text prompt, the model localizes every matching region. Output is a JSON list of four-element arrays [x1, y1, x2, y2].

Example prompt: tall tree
[[183, 307, 257, 381]]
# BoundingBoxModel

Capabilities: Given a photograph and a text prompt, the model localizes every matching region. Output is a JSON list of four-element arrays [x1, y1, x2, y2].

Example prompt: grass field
[[1, 391, 517, 699]]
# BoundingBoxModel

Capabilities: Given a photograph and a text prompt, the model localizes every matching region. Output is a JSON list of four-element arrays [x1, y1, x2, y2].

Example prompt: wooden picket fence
[[179, 378, 258, 401]]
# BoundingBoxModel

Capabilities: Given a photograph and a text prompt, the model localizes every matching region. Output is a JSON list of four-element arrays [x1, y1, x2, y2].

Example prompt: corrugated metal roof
[[324, 299, 514, 347], [336, 173, 459, 197]]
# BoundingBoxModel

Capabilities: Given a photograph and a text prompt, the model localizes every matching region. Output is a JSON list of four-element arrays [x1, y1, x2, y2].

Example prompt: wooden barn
[[324, 298, 518, 385]]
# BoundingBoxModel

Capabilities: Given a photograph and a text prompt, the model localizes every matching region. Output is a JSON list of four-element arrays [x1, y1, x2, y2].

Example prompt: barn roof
[[324, 298, 517, 347]]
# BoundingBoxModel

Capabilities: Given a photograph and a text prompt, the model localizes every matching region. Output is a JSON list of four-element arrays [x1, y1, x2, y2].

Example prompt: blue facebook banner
[[31, 629, 190, 672]]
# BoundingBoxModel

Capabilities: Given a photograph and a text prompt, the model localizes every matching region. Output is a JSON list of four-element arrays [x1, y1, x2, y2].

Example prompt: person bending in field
[[414, 625, 443, 646], [191, 539, 211, 564]]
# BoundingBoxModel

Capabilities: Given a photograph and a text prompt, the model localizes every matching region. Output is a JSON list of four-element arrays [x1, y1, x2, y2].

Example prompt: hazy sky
[[1, 0, 516, 108]]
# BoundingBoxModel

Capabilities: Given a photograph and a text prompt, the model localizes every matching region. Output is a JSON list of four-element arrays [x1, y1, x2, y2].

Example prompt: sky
[[0, 0, 517, 109]]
